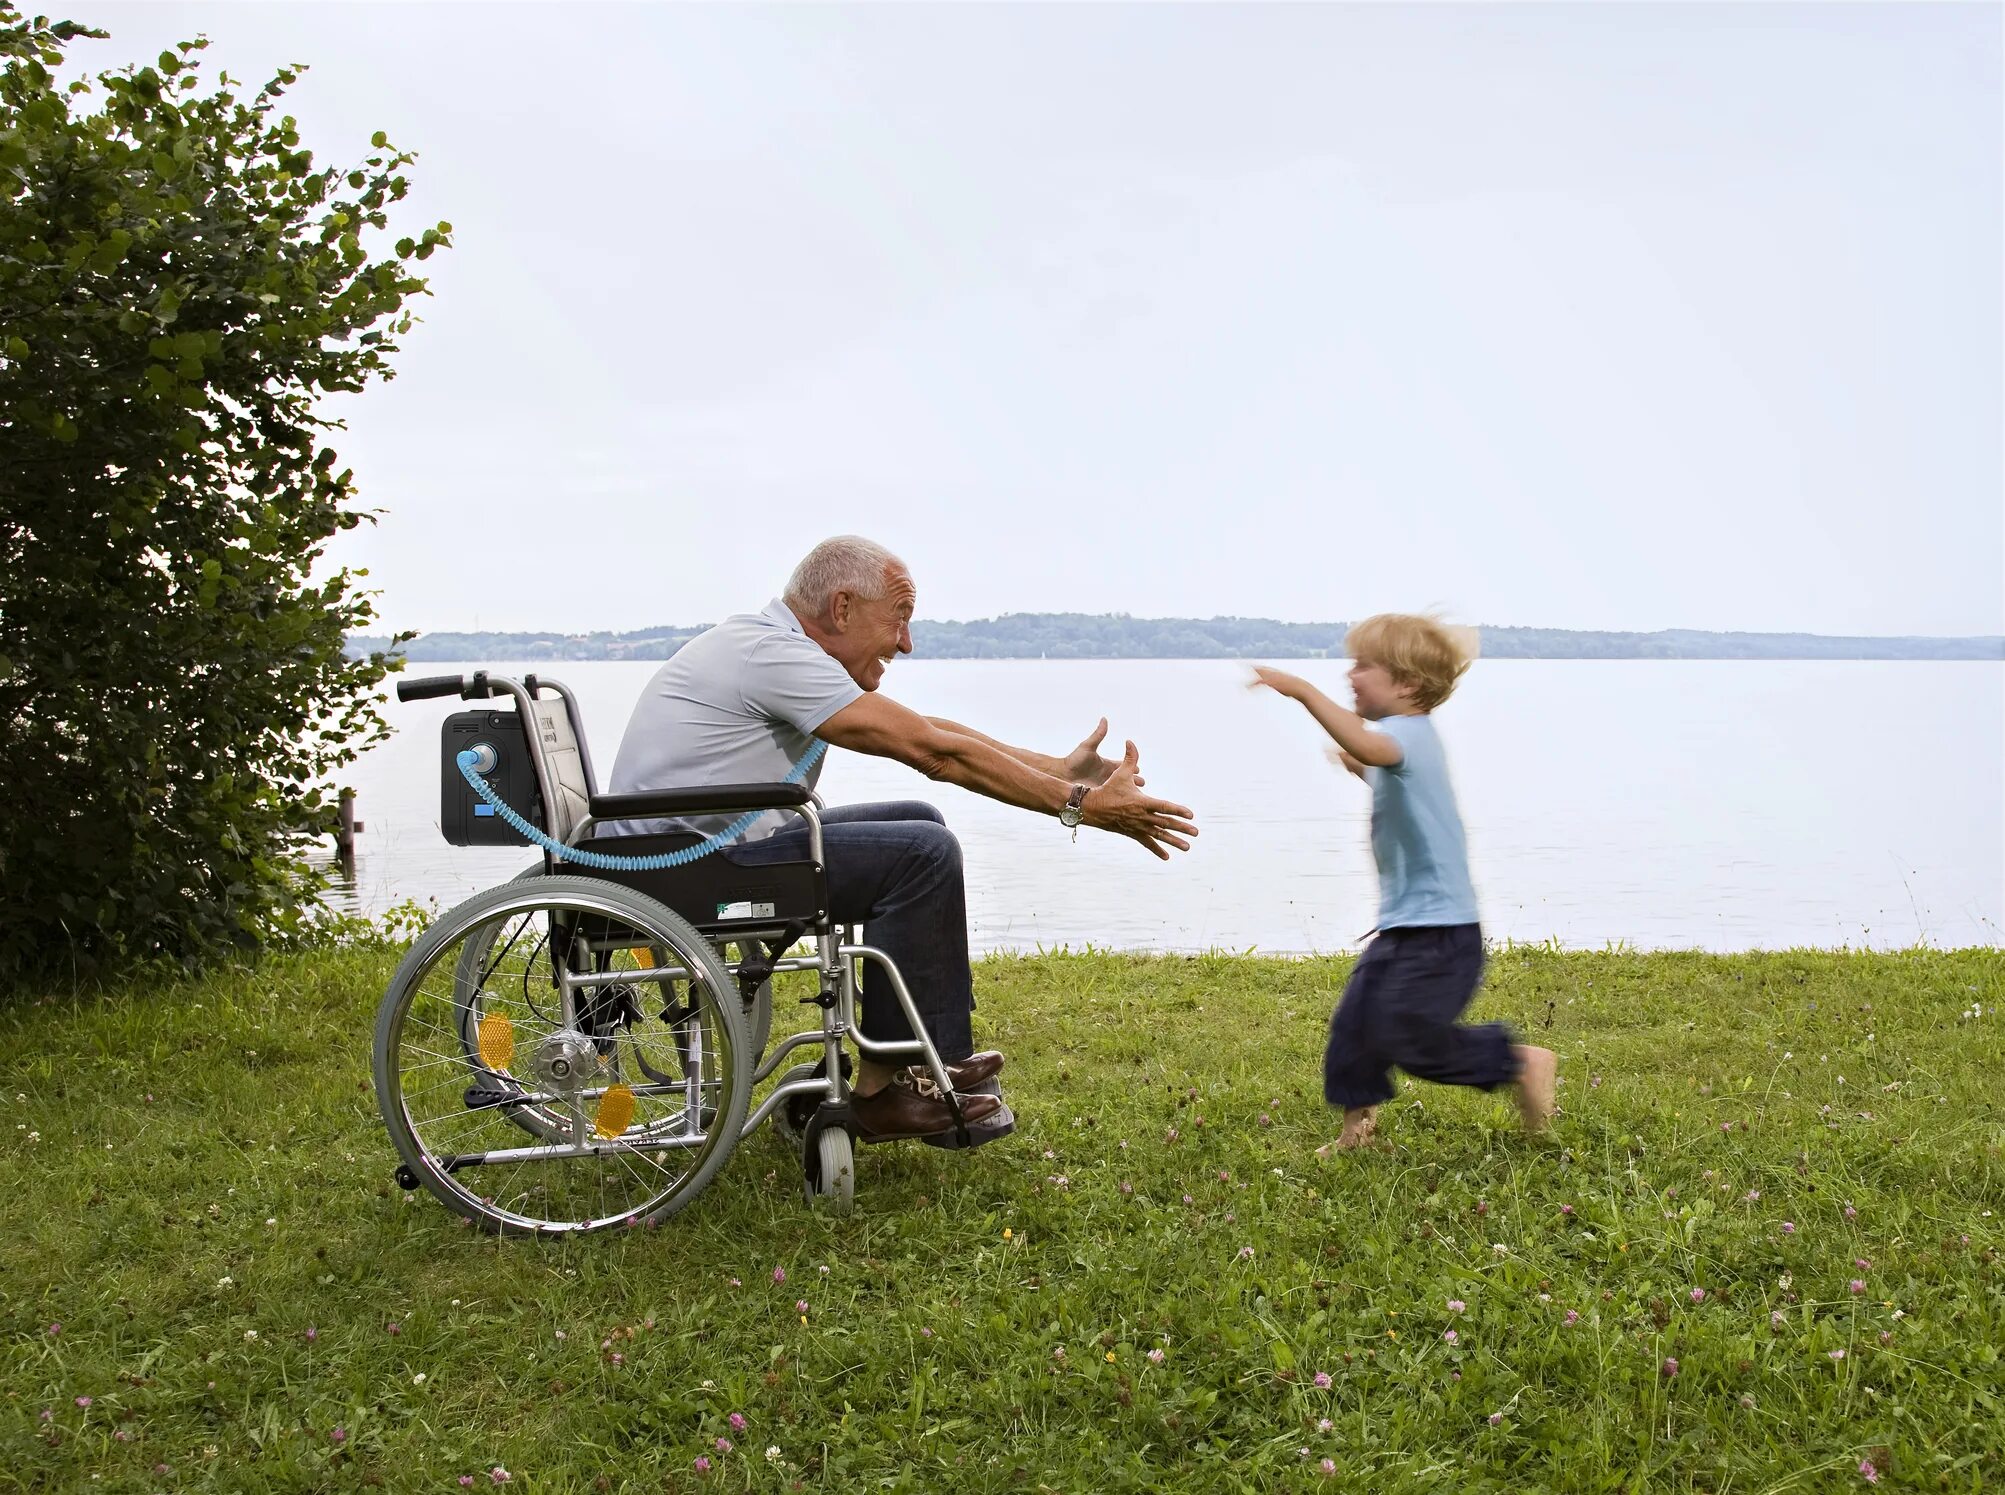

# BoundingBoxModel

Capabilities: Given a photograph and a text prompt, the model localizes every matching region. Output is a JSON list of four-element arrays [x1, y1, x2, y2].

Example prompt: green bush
[[0, 12, 446, 980]]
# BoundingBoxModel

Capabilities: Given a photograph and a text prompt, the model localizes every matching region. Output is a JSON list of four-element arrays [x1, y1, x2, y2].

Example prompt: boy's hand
[[1247, 665, 1308, 700], [1326, 745, 1367, 780]]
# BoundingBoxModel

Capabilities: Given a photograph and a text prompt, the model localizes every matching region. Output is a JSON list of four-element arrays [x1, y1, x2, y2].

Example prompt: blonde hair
[[1344, 614, 1479, 711]]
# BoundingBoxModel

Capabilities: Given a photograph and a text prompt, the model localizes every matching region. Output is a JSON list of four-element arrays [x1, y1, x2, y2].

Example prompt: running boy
[[1249, 615, 1556, 1151]]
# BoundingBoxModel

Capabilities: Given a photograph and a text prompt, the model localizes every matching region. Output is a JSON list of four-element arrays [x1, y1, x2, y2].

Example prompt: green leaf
[[0, 9, 444, 978]]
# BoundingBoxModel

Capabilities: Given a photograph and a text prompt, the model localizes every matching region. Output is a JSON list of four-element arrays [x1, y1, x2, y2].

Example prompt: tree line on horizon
[[349, 614, 2004, 662]]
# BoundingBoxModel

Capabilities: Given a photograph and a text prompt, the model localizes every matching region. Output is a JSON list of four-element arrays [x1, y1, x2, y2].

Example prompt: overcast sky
[[86, 2, 2003, 636]]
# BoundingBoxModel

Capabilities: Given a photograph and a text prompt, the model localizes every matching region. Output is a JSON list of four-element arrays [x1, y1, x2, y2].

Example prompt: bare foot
[[1512, 1045, 1557, 1132], [1315, 1106, 1378, 1157]]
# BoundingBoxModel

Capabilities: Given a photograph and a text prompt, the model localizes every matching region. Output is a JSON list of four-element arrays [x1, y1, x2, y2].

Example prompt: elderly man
[[605, 536, 1198, 1143]]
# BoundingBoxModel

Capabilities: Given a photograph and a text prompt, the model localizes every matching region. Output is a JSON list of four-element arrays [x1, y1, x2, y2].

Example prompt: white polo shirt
[[605, 598, 862, 842]]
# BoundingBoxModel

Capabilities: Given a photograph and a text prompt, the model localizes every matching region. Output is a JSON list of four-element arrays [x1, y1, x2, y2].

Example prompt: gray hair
[[784, 536, 905, 621]]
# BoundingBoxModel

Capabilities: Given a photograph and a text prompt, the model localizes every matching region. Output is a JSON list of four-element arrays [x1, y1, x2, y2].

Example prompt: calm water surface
[[316, 660, 2003, 954]]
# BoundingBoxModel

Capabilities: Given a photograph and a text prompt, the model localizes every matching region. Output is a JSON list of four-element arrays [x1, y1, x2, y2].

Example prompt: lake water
[[316, 660, 2004, 954]]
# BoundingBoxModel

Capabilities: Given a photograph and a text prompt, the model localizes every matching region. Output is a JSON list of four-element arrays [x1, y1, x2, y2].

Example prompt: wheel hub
[[532, 1028, 598, 1094]]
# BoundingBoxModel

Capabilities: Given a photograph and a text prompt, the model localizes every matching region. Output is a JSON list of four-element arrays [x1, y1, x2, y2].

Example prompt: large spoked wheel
[[453, 866, 771, 1132], [461, 861, 773, 1106], [375, 876, 750, 1236]]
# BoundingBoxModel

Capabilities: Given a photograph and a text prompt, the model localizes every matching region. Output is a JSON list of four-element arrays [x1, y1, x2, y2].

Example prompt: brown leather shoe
[[944, 1051, 1005, 1090], [852, 1077, 1005, 1143]]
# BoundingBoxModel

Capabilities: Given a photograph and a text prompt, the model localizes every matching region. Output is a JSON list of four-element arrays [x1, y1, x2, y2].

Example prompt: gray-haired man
[[606, 536, 1198, 1143]]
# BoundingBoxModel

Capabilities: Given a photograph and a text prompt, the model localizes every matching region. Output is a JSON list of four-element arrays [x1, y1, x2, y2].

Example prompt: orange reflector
[[477, 1012, 515, 1071], [594, 1084, 636, 1138], [629, 947, 657, 967]]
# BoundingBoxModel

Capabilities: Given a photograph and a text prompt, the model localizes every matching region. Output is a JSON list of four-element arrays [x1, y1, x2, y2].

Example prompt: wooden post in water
[[336, 788, 363, 873]]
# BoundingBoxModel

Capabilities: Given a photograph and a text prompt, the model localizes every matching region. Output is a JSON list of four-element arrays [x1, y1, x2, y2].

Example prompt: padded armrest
[[587, 782, 813, 820]]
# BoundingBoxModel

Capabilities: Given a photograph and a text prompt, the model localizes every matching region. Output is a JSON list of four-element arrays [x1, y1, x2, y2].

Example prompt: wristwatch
[[1059, 783, 1090, 841]]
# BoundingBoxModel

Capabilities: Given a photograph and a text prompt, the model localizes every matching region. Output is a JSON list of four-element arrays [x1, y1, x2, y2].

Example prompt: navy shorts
[[1323, 924, 1518, 1110]]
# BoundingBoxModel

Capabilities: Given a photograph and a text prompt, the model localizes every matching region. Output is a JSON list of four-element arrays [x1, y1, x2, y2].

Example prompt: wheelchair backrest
[[436, 677, 601, 849], [528, 696, 592, 844]]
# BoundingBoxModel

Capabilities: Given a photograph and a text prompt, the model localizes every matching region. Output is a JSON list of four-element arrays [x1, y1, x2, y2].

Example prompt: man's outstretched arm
[[926, 715, 1122, 786], [819, 696, 1197, 859]]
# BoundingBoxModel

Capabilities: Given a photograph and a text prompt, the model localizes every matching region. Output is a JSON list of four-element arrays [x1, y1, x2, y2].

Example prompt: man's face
[[827, 565, 916, 691]]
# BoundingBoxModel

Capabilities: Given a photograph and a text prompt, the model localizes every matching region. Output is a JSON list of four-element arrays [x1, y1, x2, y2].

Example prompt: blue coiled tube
[[456, 739, 827, 871]]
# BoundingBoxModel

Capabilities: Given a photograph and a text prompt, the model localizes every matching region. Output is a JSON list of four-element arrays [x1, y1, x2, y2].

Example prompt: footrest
[[918, 1077, 1016, 1151]]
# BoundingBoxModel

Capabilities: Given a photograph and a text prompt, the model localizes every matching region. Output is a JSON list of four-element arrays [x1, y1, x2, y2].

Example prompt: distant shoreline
[[348, 616, 2004, 663]]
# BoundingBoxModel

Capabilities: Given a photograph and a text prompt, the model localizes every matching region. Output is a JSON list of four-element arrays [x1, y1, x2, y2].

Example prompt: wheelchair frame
[[372, 669, 974, 1231]]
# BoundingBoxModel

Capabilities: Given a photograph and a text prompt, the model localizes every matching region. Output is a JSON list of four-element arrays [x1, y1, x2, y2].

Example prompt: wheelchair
[[371, 669, 986, 1234]]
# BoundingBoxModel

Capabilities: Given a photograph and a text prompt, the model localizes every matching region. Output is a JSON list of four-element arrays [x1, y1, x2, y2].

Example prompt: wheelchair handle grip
[[396, 674, 468, 702]]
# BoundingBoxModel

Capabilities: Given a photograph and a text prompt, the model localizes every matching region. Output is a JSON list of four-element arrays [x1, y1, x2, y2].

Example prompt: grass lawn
[[3, 944, 2002, 1493]]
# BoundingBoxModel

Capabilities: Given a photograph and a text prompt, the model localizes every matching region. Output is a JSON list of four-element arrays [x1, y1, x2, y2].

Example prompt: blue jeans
[[723, 801, 975, 1062], [1324, 924, 1516, 1109]]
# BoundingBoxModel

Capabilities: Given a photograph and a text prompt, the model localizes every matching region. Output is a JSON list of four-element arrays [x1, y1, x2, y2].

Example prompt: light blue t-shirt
[[1364, 712, 1479, 929], [606, 598, 862, 843]]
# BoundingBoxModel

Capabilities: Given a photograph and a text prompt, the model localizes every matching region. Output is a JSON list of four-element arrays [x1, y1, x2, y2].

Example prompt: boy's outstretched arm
[[1247, 667, 1404, 768]]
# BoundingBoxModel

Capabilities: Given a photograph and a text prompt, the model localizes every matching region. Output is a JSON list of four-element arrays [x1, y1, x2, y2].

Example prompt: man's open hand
[[1082, 741, 1197, 859], [1062, 717, 1123, 786]]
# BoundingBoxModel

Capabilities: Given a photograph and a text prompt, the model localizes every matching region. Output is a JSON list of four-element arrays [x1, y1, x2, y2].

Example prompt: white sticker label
[[716, 900, 777, 921]]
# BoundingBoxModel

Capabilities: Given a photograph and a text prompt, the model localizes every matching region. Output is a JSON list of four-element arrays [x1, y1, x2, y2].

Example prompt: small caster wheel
[[394, 1163, 421, 1191], [805, 1127, 854, 1215]]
